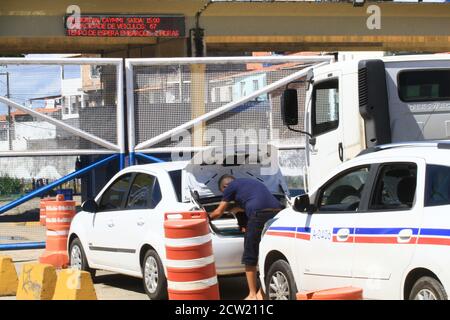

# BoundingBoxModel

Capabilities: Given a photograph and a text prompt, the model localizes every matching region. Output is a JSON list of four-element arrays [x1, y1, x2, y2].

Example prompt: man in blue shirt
[[210, 174, 282, 300]]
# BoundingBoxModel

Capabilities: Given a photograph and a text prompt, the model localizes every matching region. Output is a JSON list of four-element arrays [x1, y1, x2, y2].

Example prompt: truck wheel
[[265, 259, 298, 300], [142, 249, 168, 300], [409, 276, 447, 300], [69, 238, 96, 280]]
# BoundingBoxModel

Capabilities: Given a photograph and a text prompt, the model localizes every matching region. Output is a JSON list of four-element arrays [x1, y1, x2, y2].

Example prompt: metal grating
[[132, 61, 311, 150], [358, 67, 368, 108], [0, 62, 120, 153]]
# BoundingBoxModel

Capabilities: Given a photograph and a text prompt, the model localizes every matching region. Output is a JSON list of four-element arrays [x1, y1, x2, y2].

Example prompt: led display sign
[[65, 15, 185, 37]]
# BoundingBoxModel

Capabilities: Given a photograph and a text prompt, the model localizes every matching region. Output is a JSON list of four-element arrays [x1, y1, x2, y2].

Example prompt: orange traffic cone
[[39, 194, 76, 268], [39, 197, 55, 226], [297, 286, 363, 300], [164, 211, 220, 300]]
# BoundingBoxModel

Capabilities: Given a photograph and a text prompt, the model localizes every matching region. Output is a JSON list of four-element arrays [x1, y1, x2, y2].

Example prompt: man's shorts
[[241, 210, 278, 266]]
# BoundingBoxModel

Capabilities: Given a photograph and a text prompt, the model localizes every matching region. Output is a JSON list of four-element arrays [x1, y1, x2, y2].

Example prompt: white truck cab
[[281, 54, 450, 191]]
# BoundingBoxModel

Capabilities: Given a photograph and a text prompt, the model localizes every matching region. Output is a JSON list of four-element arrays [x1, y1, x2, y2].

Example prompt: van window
[[398, 69, 450, 102], [425, 164, 450, 207], [370, 163, 417, 210], [312, 79, 339, 136]]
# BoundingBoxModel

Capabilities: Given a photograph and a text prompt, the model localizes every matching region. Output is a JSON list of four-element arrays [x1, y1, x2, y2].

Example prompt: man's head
[[218, 174, 235, 193]]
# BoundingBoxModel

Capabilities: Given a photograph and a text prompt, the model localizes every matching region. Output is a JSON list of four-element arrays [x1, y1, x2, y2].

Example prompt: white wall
[[14, 122, 56, 140], [338, 51, 385, 62], [61, 78, 82, 96], [0, 140, 27, 152]]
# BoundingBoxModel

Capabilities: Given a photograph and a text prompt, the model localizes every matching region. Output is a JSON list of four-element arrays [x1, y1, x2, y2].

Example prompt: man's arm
[[209, 201, 229, 220], [229, 206, 244, 214]]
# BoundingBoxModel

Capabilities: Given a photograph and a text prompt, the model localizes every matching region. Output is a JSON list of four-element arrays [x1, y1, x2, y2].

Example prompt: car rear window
[[169, 170, 182, 202], [425, 164, 450, 207], [398, 69, 450, 102], [126, 173, 161, 210]]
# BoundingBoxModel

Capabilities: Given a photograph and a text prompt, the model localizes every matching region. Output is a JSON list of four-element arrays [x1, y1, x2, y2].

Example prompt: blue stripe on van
[[355, 228, 419, 235]]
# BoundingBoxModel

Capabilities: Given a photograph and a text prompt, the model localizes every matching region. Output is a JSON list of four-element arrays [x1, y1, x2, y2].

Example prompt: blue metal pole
[[129, 152, 136, 166], [135, 152, 165, 163], [0, 154, 119, 215], [0, 241, 45, 251], [119, 153, 125, 170]]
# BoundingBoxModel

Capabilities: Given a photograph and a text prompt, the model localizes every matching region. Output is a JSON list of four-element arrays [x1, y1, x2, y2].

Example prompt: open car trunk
[[199, 195, 288, 237], [182, 148, 290, 237]]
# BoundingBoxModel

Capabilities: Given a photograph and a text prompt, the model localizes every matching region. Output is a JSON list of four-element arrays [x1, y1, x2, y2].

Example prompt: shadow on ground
[[92, 272, 248, 300], [94, 273, 146, 294], [218, 275, 248, 300]]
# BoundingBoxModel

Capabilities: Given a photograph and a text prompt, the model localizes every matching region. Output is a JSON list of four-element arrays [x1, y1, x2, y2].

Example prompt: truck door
[[306, 72, 343, 190]]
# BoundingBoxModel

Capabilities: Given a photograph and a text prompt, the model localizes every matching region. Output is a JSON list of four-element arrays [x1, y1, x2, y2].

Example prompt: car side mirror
[[81, 199, 98, 213], [293, 194, 311, 213], [281, 89, 298, 126]]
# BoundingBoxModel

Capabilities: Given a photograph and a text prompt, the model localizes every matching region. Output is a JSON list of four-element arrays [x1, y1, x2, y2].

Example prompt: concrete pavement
[[0, 249, 248, 300]]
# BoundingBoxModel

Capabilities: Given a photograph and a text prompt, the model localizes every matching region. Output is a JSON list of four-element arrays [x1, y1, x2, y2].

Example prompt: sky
[[0, 54, 81, 114]]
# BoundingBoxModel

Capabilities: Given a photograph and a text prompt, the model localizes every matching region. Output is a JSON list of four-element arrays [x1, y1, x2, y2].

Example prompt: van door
[[300, 165, 370, 291], [306, 72, 343, 190]]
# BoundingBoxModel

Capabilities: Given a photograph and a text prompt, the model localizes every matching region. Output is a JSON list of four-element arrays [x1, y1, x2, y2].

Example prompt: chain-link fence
[[0, 56, 332, 248], [127, 56, 332, 190], [0, 60, 123, 154], [0, 58, 124, 248]]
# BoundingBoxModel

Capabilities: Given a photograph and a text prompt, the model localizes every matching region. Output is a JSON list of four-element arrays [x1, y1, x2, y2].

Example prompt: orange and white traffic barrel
[[164, 211, 220, 300], [39, 194, 76, 268], [39, 197, 55, 226], [297, 286, 363, 300]]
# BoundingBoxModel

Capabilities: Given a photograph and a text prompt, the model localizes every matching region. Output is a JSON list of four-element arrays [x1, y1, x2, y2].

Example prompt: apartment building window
[[253, 79, 259, 92], [90, 65, 101, 79]]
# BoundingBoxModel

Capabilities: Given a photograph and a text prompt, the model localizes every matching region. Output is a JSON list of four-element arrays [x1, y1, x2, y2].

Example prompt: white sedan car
[[259, 142, 450, 300], [68, 151, 289, 299]]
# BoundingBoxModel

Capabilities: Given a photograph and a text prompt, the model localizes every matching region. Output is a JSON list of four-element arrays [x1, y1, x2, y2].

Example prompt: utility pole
[[0, 71, 11, 150], [6, 72, 11, 151]]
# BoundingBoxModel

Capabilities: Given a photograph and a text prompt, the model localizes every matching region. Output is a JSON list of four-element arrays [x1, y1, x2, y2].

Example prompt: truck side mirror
[[293, 194, 310, 212], [81, 199, 98, 213], [281, 89, 298, 126]]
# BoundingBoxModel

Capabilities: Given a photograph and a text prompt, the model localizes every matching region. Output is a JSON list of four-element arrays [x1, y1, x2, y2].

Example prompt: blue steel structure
[[0, 154, 119, 215], [0, 57, 126, 251], [0, 152, 166, 250], [128, 152, 168, 166], [0, 154, 120, 250], [135, 152, 166, 164], [119, 153, 126, 170], [129, 152, 136, 166], [0, 242, 47, 251]]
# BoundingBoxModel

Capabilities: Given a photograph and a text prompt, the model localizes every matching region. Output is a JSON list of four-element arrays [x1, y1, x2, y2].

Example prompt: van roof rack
[[357, 140, 450, 157]]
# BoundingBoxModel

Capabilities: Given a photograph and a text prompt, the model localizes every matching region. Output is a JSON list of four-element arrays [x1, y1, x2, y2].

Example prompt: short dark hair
[[218, 174, 235, 190]]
